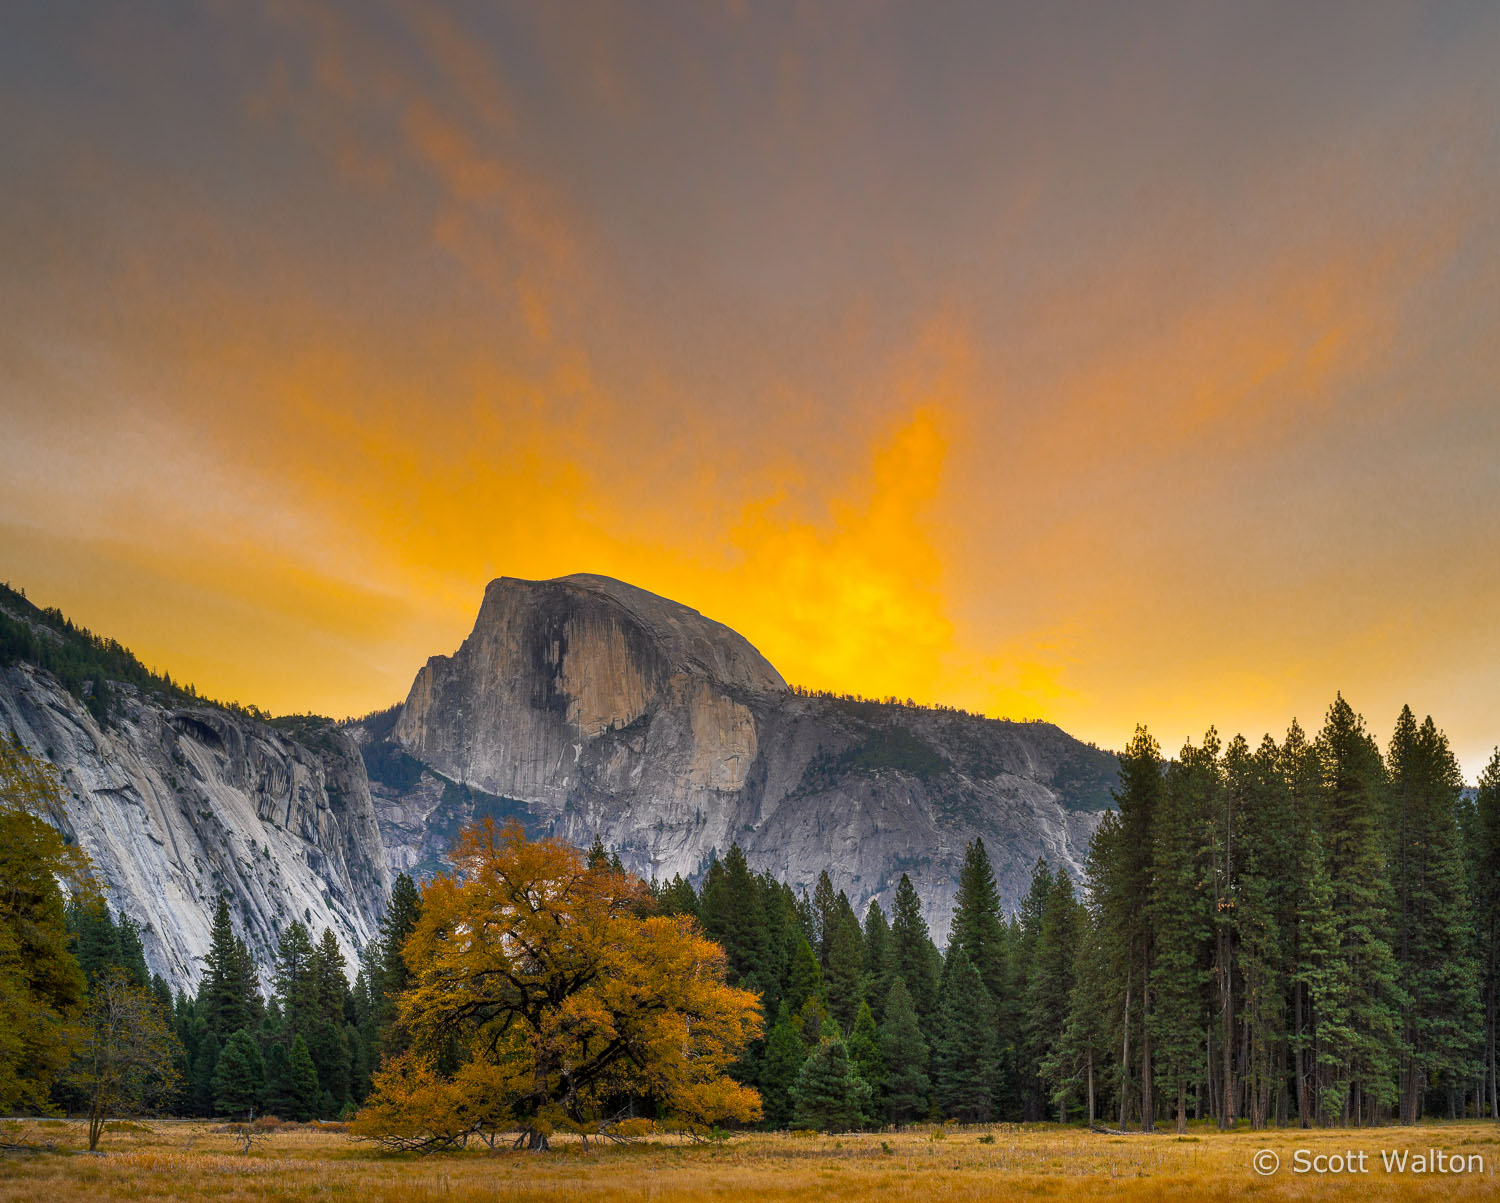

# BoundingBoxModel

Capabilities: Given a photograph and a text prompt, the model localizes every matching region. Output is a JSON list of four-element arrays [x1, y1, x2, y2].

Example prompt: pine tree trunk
[[1294, 979, 1310, 1127], [1176, 1082, 1186, 1134], [1086, 1049, 1095, 1128], [1488, 972, 1498, 1119], [1119, 981, 1132, 1130], [1219, 804, 1235, 1130], [1205, 1023, 1215, 1124], [1140, 975, 1154, 1131]]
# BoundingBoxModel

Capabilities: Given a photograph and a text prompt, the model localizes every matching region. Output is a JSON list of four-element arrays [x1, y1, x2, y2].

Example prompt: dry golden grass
[[1, 1118, 1496, 1202]]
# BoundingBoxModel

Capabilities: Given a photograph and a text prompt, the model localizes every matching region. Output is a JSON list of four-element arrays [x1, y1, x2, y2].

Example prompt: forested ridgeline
[[680, 694, 1500, 1132]]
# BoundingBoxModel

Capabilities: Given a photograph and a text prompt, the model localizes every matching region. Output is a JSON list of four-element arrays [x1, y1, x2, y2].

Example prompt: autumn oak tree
[[351, 821, 762, 1151]]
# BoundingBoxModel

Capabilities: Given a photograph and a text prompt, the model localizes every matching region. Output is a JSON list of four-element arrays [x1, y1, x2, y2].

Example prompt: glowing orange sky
[[4, 3, 1500, 776]]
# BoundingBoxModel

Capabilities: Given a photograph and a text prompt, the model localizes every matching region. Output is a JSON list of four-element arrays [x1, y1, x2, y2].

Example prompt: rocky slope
[[364, 574, 1116, 940], [0, 596, 390, 989]]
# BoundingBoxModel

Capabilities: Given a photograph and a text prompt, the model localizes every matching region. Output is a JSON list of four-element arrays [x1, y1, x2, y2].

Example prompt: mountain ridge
[[1, 572, 1117, 979]]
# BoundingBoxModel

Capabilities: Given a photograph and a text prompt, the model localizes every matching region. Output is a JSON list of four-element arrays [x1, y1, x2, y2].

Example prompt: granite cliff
[[363, 574, 1116, 940], [0, 589, 390, 990]]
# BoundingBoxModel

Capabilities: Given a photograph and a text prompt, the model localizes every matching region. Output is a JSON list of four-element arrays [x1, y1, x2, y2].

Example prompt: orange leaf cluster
[[354, 821, 762, 1150]]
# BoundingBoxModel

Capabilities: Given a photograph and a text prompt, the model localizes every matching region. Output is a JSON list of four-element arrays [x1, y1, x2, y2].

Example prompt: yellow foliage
[[357, 821, 762, 1150], [0, 735, 91, 1112], [347, 1053, 513, 1151]]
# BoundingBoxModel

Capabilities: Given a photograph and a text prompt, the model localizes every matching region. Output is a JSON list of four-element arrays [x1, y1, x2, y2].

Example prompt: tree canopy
[[351, 821, 762, 1150]]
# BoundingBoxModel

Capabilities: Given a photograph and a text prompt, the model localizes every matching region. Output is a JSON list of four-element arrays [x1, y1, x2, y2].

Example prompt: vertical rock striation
[[0, 663, 390, 990]]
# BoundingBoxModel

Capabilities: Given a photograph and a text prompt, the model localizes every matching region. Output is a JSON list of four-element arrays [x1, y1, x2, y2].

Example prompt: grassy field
[[1, 1118, 1496, 1202]]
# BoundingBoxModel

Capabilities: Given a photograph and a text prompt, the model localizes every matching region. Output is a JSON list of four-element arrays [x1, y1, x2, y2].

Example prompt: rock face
[[0, 662, 390, 990], [372, 574, 1116, 940], [392, 575, 783, 803], [1, 569, 1116, 982]]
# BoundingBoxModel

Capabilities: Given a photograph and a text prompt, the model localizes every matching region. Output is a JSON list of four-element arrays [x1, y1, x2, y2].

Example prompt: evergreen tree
[[757, 1002, 805, 1129], [69, 898, 123, 986], [313, 928, 350, 1025], [655, 874, 699, 918], [378, 874, 422, 999], [890, 874, 939, 1026], [1316, 695, 1402, 1124], [1281, 718, 1327, 1127], [950, 838, 1009, 1000], [932, 947, 998, 1122], [264, 1040, 293, 1119], [846, 1000, 883, 1124], [1387, 711, 1480, 1122], [758, 870, 795, 1015], [794, 994, 830, 1051], [1027, 869, 1082, 1123], [1050, 899, 1113, 1127], [1149, 731, 1218, 1132], [1292, 825, 1342, 1126], [189, 1029, 219, 1117], [374, 873, 422, 1056], [286, 1033, 320, 1122], [785, 935, 824, 1015], [824, 893, 865, 1030], [791, 1017, 871, 1131], [273, 921, 318, 1034], [699, 844, 771, 996], [879, 977, 931, 1124], [1013, 858, 1054, 1119], [199, 896, 257, 1041], [1231, 733, 1294, 1128], [811, 872, 839, 967], [1107, 725, 1164, 1129], [586, 834, 609, 871], [307, 1018, 350, 1113], [1476, 749, 1500, 1119], [862, 900, 894, 1023], [212, 1028, 264, 1118]]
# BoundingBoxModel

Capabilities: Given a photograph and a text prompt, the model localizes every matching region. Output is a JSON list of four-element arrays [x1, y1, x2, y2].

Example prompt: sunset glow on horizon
[[5, 3, 1500, 776]]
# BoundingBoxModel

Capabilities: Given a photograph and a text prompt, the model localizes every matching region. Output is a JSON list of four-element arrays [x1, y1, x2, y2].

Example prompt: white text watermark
[[1253, 1148, 1488, 1176]]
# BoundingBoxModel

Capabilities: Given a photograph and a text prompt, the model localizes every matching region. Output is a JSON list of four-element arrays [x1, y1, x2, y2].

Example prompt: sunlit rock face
[[0, 664, 390, 990], [373, 575, 1117, 941]]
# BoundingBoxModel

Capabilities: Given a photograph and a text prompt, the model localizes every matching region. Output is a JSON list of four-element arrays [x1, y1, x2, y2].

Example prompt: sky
[[4, 1, 1500, 777]]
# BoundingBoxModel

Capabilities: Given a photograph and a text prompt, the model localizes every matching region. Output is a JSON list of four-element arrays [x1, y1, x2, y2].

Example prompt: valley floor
[[1, 1118, 1496, 1202]]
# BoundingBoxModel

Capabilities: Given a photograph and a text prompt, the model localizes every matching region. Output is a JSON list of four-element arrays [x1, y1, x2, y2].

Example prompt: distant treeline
[[789, 683, 1059, 728], [0, 581, 204, 724], [0, 582, 346, 739], [654, 694, 1499, 1130]]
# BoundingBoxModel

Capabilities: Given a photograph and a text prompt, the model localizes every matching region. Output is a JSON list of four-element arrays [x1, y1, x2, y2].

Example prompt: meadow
[[2, 1120, 1496, 1202]]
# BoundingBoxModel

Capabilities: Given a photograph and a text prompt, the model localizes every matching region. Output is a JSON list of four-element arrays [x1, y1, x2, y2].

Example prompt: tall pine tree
[[932, 947, 998, 1122]]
